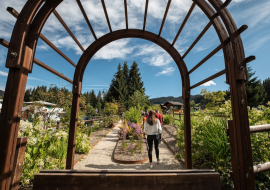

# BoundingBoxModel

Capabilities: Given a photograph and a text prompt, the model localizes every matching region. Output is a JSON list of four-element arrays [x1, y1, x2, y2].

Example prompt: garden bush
[[18, 119, 91, 185], [124, 106, 142, 123], [176, 101, 270, 189], [163, 115, 173, 124]]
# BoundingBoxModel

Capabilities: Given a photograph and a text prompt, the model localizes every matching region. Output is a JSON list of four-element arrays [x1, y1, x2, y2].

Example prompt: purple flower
[[142, 139, 146, 143]]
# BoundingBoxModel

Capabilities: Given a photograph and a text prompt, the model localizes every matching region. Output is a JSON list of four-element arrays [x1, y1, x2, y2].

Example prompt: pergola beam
[[101, 0, 112, 33], [158, 0, 172, 36], [53, 10, 85, 52], [189, 25, 248, 74], [0, 39, 73, 84], [172, 2, 196, 46], [76, 0, 97, 40], [190, 69, 226, 89], [143, 0, 149, 31], [182, 21, 212, 59], [7, 7, 76, 67], [124, 0, 128, 29]]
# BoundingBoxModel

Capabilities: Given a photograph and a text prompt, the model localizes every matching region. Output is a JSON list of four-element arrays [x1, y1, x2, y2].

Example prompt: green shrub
[[124, 106, 141, 123], [163, 115, 173, 124]]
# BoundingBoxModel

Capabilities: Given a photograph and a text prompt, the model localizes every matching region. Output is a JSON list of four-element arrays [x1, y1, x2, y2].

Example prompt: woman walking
[[144, 110, 162, 168]]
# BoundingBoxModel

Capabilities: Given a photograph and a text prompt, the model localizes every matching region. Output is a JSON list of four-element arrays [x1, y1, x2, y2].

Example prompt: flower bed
[[113, 139, 148, 164]]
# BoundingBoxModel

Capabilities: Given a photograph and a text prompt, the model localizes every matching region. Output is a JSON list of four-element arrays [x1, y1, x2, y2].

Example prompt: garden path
[[74, 121, 185, 170]]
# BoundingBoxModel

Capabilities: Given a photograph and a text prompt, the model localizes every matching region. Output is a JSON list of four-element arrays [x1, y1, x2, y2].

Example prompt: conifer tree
[[127, 61, 144, 96], [246, 66, 266, 107], [89, 90, 97, 108], [263, 77, 270, 104], [106, 63, 125, 103]]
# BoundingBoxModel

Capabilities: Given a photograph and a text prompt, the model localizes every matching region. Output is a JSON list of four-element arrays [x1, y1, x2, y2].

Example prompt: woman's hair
[[146, 110, 157, 125]]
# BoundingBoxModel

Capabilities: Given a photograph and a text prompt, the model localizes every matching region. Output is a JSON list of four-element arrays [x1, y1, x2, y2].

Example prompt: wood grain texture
[[11, 138, 27, 190], [33, 171, 221, 190]]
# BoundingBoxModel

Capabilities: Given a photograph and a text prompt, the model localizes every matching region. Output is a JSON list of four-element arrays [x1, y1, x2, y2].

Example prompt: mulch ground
[[114, 140, 148, 163]]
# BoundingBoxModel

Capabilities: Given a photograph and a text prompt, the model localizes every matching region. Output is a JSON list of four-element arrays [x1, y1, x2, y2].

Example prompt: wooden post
[[183, 89, 192, 169], [0, 47, 33, 190], [66, 82, 81, 169], [11, 137, 27, 190]]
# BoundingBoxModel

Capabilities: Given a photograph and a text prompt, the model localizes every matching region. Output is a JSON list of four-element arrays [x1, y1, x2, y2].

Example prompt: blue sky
[[0, 0, 269, 99]]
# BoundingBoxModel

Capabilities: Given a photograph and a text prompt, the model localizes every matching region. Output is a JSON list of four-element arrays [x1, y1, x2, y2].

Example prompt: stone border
[[73, 123, 118, 166], [113, 141, 149, 164]]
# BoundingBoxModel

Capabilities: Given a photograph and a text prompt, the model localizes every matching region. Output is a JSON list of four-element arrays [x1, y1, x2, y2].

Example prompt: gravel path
[[75, 122, 185, 170]]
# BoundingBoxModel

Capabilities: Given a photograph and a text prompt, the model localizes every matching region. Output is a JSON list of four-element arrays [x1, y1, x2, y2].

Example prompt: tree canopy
[[246, 66, 266, 107]]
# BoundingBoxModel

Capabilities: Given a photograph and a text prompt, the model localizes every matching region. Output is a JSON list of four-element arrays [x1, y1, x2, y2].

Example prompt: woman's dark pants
[[147, 135, 159, 163]]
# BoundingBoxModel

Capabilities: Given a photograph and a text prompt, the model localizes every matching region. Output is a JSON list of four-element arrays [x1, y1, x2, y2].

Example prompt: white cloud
[[156, 67, 175, 76], [200, 80, 216, 87], [93, 39, 134, 60], [28, 76, 51, 84], [0, 70, 8, 76]]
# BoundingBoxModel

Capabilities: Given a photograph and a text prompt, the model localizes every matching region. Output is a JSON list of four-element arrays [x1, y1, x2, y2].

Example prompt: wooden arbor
[[0, 0, 258, 189]]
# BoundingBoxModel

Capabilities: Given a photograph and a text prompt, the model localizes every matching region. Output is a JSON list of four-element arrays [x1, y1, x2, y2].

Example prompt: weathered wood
[[158, 0, 171, 36], [66, 82, 81, 169], [223, 0, 232, 7], [53, 10, 85, 52], [39, 34, 76, 67], [253, 162, 270, 173], [143, 0, 149, 31], [101, 0, 112, 33], [245, 56, 256, 64], [190, 69, 226, 89], [33, 59, 73, 83], [250, 124, 270, 134], [4, 1, 43, 69], [0, 39, 9, 48], [73, 29, 190, 98], [11, 137, 27, 190], [33, 171, 221, 190], [7, 7, 76, 67], [0, 39, 72, 84], [189, 25, 247, 75], [182, 21, 211, 59], [124, 0, 128, 29], [172, 2, 196, 46], [39, 169, 216, 173], [208, 0, 256, 189], [183, 93, 192, 169], [76, 0, 97, 40]]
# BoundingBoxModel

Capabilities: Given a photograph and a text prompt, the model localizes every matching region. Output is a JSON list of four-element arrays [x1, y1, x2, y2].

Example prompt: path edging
[[113, 141, 149, 164]]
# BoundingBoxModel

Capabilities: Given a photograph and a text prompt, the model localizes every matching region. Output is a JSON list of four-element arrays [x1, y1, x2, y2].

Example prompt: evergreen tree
[[106, 63, 125, 103], [24, 88, 32, 102], [122, 62, 129, 108], [263, 77, 270, 105], [89, 90, 97, 108], [246, 66, 266, 107], [127, 61, 144, 96]]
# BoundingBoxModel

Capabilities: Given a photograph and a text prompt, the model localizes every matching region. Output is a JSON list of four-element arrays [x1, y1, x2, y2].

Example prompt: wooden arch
[[0, 0, 257, 189]]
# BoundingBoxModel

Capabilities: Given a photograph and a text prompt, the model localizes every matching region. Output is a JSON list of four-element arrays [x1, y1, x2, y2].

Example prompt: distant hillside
[[0, 90, 4, 96], [150, 94, 204, 105]]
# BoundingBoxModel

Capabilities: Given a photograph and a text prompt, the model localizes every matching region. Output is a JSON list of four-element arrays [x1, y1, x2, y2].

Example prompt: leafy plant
[[163, 115, 173, 124]]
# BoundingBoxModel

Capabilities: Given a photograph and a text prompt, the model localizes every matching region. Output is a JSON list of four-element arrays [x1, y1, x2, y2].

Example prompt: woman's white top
[[144, 119, 162, 135]]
